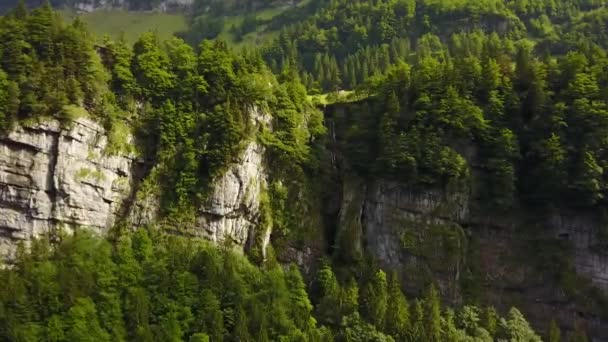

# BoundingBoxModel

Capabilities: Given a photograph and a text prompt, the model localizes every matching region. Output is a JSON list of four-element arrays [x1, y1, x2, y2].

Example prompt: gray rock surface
[[0, 109, 272, 258], [350, 177, 608, 337], [551, 213, 608, 290], [128, 105, 272, 254], [0, 118, 136, 257], [196, 140, 267, 247]]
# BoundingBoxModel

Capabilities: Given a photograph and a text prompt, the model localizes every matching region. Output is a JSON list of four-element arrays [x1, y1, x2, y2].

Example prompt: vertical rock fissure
[[46, 131, 61, 224], [360, 189, 368, 251], [116, 158, 151, 225]]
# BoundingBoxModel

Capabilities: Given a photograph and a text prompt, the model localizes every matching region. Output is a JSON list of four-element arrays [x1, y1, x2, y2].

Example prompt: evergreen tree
[[384, 272, 409, 339], [423, 285, 442, 342], [360, 270, 388, 329]]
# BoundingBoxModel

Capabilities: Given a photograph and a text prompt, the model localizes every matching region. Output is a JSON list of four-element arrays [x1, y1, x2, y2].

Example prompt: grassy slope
[[59, 0, 310, 46], [218, 0, 311, 48], [60, 9, 188, 43]]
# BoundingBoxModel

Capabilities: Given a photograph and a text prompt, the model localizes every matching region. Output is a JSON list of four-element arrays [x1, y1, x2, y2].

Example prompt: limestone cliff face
[[336, 176, 608, 337], [550, 213, 608, 290], [0, 118, 138, 257], [357, 180, 608, 291], [196, 141, 268, 249], [361, 182, 469, 298], [0, 110, 271, 258], [129, 106, 271, 253]]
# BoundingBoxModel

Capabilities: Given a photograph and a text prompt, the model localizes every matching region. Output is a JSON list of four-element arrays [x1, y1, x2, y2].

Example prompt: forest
[[1, 228, 549, 341], [255, 0, 608, 215], [0, 0, 607, 340]]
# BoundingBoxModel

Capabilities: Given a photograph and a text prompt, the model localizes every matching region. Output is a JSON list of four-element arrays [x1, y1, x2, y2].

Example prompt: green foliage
[[0, 3, 113, 130], [423, 285, 442, 341], [327, 27, 608, 210], [310, 265, 540, 341], [496, 308, 542, 342], [384, 272, 410, 339], [0, 2, 603, 341], [549, 319, 561, 342], [0, 230, 326, 341], [360, 270, 388, 329]]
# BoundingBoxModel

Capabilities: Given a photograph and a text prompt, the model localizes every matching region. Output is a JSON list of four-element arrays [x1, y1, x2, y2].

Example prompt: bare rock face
[[358, 181, 469, 300], [357, 179, 608, 291], [128, 139, 270, 254], [197, 140, 268, 247], [0, 118, 137, 257], [551, 213, 608, 291], [348, 177, 608, 337], [0, 110, 273, 259]]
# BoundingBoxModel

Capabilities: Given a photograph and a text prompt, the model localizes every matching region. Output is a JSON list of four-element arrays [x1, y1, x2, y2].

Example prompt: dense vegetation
[[328, 40, 608, 213], [261, 0, 608, 91], [252, 0, 608, 215], [0, 229, 545, 342], [0, 0, 322, 224], [1, 0, 607, 340]]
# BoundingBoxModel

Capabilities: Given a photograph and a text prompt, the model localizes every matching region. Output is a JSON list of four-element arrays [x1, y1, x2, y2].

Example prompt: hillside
[[0, 1, 608, 341], [59, 9, 188, 42]]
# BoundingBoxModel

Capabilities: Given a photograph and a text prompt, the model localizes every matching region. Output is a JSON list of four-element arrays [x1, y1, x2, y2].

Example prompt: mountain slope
[[0, 1, 607, 340]]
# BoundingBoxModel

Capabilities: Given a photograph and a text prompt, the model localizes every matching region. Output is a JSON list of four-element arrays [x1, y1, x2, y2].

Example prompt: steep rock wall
[[129, 107, 271, 253], [336, 176, 608, 337], [0, 118, 139, 257], [0, 110, 272, 258], [196, 140, 268, 249]]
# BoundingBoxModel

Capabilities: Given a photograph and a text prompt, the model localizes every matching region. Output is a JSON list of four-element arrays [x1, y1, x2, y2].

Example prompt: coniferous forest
[[1, 0, 608, 341]]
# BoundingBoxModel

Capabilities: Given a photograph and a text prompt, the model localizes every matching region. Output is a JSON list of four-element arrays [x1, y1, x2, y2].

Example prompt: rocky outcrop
[[196, 140, 268, 248], [0, 107, 273, 259], [3, 103, 607, 338], [0, 118, 139, 257], [551, 213, 608, 291], [357, 180, 608, 291], [129, 106, 272, 254]]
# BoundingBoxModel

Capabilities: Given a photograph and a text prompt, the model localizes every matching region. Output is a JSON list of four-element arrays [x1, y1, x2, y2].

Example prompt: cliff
[[0, 118, 139, 257], [336, 178, 608, 337], [0, 114, 270, 258], [1, 111, 608, 338]]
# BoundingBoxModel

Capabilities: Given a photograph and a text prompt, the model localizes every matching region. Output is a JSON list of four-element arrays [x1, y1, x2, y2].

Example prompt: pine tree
[[409, 299, 425, 341], [195, 290, 224, 342], [10, 0, 28, 19], [27, 0, 57, 60], [0, 70, 19, 130], [285, 265, 315, 331], [424, 284, 442, 342], [360, 270, 388, 329], [384, 272, 409, 339], [65, 298, 110, 342], [481, 307, 499, 337], [377, 91, 401, 174], [132, 32, 175, 100]]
